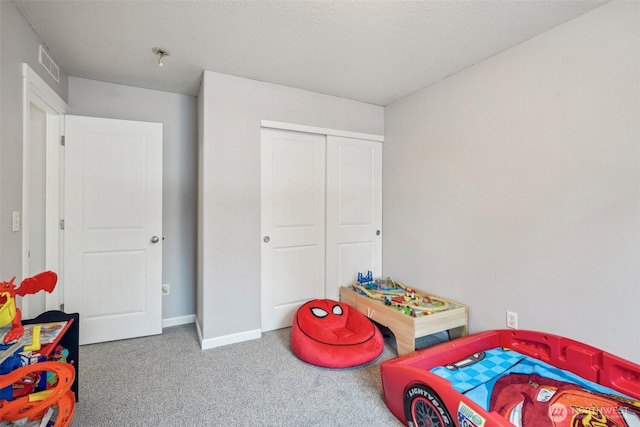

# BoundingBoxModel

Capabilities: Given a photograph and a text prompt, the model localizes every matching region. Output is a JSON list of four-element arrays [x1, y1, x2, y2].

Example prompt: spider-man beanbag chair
[[291, 299, 384, 368]]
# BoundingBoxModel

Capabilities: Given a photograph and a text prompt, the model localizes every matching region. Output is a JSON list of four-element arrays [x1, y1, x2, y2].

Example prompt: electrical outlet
[[162, 283, 170, 296], [12, 211, 20, 232], [506, 311, 518, 329]]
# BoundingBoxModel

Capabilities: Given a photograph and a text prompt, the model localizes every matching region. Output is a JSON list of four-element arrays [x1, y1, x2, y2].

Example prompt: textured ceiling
[[13, 0, 609, 106]]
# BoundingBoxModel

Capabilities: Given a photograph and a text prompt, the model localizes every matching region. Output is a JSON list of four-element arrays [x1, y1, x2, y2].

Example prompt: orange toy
[[0, 361, 75, 426], [0, 271, 58, 344]]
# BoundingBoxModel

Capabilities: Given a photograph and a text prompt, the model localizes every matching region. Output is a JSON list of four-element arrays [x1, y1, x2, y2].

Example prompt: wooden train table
[[339, 280, 468, 356]]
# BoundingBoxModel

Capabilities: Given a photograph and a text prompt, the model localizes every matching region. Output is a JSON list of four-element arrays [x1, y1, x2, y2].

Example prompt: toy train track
[[352, 280, 450, 313]]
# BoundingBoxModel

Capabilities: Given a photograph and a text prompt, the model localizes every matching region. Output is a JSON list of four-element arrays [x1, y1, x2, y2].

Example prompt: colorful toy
[[0, 271, 58, 344], [357, 271, 374, 285], [380, 329, 640, 426], [290, 299, 384, 368], [45, 345, 70, 389], [0, 361, 75, 426]]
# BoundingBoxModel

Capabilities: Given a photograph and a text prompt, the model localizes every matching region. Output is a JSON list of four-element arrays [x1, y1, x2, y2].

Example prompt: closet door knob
[[376, 230, 381, 236], [263, 236, 270, 243], [150, 236, 160, 243]]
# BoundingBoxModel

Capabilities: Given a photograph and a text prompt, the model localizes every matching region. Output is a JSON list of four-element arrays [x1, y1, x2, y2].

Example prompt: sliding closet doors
[[261, 127, 382, 331]]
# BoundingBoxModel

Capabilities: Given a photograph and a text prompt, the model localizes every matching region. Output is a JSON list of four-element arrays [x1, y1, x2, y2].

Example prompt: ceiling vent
[[39, 45, 60, 83]]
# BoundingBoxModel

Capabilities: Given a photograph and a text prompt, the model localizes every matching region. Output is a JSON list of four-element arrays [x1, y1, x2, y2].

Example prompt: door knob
[[151, 236, 160, 243], [376, 230, 381, 236], [263, 236, 270, 243]]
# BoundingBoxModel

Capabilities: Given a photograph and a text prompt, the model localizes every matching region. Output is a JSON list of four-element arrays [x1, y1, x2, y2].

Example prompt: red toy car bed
[[381, 329, 640, 427]]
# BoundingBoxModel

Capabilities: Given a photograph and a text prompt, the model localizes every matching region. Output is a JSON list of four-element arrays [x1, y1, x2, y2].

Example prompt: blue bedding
[[430, 347, 632, 410]]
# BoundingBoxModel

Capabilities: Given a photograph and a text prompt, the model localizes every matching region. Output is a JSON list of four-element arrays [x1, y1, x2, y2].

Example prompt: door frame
[[261, 121, 384, 144], [21, 63, 68, 316]]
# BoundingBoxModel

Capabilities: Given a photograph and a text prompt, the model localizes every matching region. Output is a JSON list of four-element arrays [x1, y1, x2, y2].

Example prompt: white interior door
[[64, 115, 163, 345], [261, 129, 326, 331], [326, 136, 382, 300]]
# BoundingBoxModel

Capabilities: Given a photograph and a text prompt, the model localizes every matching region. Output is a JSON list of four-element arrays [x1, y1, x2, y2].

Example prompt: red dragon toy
[[0, 271, 57, 344]]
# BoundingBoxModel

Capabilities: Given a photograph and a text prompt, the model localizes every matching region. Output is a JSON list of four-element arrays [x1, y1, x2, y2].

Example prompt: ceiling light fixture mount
[[152, 47, 170, 68]]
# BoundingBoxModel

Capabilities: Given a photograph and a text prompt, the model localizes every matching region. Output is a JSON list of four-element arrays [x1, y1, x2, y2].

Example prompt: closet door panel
[[261, 129, 326, 331], [326, 136, 383, 300]]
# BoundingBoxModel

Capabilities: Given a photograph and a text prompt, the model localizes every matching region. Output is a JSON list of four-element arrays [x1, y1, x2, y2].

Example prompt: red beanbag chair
[[291, 299, 384, 368]]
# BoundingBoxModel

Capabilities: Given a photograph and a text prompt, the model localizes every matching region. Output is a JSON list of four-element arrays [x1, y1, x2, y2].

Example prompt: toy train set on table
[[381, 329, 640, 427], [353, 272, 455, 317]]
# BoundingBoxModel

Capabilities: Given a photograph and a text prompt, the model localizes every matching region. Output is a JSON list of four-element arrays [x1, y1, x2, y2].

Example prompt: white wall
[[0, 1, 68, 282], [199, 71, 384, 344], [384, 0, 639, 362], [69, 77, 198, 323]]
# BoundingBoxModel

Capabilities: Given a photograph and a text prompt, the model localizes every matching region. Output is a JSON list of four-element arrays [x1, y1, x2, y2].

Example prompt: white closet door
[[325, 136, 383, 300], [261, 129, 326, 331]]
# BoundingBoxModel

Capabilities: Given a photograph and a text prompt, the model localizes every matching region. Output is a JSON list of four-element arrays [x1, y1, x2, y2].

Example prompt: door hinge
[[60, 303, 65, 311], [60, 135, 65, 146], [59, 219, 65, 230]]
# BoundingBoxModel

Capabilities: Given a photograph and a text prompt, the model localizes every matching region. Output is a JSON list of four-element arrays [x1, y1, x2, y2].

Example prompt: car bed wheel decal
[[412, 397, 445, 427], [404, 384, 452, 427]]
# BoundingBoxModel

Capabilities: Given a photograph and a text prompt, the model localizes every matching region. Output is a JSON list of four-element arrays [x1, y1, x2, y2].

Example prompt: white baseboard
[[199, 327, 262, 350], [162, 314, 196, 328]]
